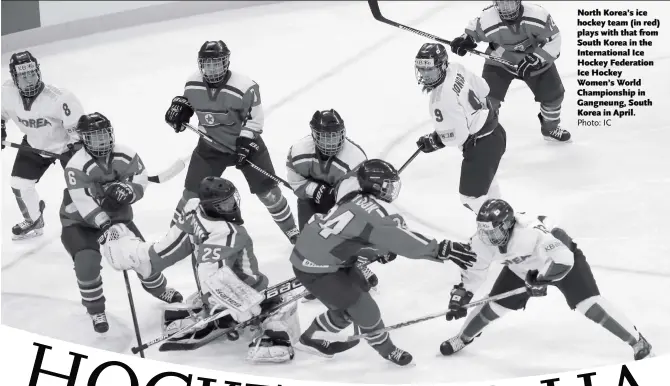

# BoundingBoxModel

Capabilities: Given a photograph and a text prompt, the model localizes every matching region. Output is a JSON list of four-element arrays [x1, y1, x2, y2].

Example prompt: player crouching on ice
[[440, 199, 654, 360], [99, 176, 298, 363], [290, 159, 478, 366]]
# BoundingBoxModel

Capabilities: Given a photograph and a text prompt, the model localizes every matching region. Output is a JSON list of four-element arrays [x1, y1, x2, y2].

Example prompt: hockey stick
[[367, 1, 517, 69], [130, 275, 305, 354], [2, 140, 186, 184], [122, 270, 146, 358], [182, 123, 293, 190], [398, 148, 422, 174], [313, 287, 528, 342]]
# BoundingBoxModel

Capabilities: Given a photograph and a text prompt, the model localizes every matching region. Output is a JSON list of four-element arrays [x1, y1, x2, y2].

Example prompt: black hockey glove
[[437, 240, 477, 270], [165, 96, 194, 133], [524, 270, 550, 297], [235, 136, 260, 169], [416, 132, 445, 153], [450, 34, 477, 56], [101, 182, 136, 211], [1, 119, 6, 150], [313, 183, 336, 213], [516, 53, 544, 80], [446, 283, 474, 321]]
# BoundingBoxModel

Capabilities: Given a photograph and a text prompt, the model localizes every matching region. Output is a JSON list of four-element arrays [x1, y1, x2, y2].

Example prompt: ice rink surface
[[2, 1, 668, 383]]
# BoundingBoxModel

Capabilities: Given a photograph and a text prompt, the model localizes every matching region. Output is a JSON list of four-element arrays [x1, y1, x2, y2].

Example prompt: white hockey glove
[[99, 223, 152, 278], [203, 265, 264, 323]]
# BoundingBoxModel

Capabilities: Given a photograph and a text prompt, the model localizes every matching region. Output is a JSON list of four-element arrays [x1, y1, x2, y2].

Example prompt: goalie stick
[[367, 1, 517, 69], [131, 275, 306, 354], [312, 287, 528, 342], [2, 140, 186, 184]]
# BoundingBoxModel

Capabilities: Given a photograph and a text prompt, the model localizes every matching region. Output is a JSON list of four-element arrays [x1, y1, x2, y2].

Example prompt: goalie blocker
[[99, 176, 300, 363]]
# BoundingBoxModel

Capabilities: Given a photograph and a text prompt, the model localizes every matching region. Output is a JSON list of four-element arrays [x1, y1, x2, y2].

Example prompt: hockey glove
[[450, 34, 477, 56], [165, 96, 194, 133], [416, 132, 445, 153], [313, 183, 336, 213], [101, 182, 136, 211], [446, 283, 474, 321], [525, 270, 550, 297], [516, 53, 544, 80], [437, 240, 477, 270], [1, 119, 6, 150], [235, 136, 259, 169]]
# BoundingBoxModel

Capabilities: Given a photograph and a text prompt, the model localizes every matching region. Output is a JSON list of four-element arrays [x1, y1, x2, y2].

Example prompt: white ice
[[2, 1, 669, 384]]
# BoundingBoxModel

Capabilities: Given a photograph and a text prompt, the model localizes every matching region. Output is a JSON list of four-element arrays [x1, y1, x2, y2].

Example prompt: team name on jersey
[[502, 254, 532, 265], [352, 195, 380, 214], [452, 73, 465, 96], [16, 116, 52, 128]]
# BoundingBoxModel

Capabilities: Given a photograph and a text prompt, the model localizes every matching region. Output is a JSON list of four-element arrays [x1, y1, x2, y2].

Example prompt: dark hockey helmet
[[76, 112, 115, 158], [476, 199, 516, 246], [198, 40, 230, 84], [198, 176, 243, 224], [415, 43, 449, 91], [9, 51, 43, 98], [493, 0, 522, 21], [357, 159, 401, 203], [310, 109, 346, 157]]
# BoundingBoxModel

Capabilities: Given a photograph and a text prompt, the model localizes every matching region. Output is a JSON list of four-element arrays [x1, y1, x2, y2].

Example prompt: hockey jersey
[[59, 144, 148, 228], [464, 3, 561, 76], [1, 81, 83, 155], [183, 70, 263, 154], [427, 62, 497, 149], [461, 213, 574, 293], [291, 176, 445, 274], [148, 204, 269, 293], [286, 135, 367, 200]]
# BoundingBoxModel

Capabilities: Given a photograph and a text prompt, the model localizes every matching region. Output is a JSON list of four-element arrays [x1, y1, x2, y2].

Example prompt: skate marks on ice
[[1, 292, 133, 353]]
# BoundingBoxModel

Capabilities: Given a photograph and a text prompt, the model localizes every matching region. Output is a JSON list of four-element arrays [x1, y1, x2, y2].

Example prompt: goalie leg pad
[[202, 265, 264, 317], [159, 309, 232, 352], [246, 301, 300, 363]]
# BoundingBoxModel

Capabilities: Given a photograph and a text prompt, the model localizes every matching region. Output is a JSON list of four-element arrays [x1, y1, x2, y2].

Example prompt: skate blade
[[543, 136, 572, 143], [294, 342, 334, 358], [12, 228, 44, 240]]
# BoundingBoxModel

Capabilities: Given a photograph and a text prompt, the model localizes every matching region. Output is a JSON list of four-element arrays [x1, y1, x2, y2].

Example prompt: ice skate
[[538, 113, 571, 142], [12, 200, 45, 240], [633, 333, 654, 360], [89, 312, 109, 333], [440, 334, 474, 356], [296, 332, 360, 358], [384, 346, 413, 366]]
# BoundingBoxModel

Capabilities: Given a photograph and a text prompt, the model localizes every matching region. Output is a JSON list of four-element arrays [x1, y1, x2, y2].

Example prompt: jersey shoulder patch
[[226, 71, 256, 94], [185, 71, 203, 85], [344, 138, 367, 161], [110, 143, 138, 160], [64, 147, 93, 171], [479, 6, 503, 30], [522, 3, 550, 21], [290, 135, 317, 159]]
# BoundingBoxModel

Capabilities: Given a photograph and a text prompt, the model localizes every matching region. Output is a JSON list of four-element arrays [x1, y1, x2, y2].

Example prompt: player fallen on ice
[[290, 159, 478, 366], [449, 0, 570, 142], [59, 112, 183, 333], [440, 199, 654, 360], [414, 43, 506, 215], [165, 40, 299, 244], [2, 51, 84, 240], [100, 176, 299, 363], [286, 109, 378, 301]]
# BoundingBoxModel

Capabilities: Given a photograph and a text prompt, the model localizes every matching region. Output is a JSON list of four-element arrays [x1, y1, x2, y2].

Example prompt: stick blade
[[148, 158, 188, 183]]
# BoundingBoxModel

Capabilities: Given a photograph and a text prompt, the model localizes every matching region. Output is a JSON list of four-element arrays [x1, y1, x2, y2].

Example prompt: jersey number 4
[[318, 210, 354, 239]]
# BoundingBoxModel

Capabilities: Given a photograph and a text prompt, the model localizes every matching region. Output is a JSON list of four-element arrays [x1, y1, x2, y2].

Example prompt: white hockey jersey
[[461, 213, 574, 293], [427, 62, 494, 150], [1, 81, 83, 156]]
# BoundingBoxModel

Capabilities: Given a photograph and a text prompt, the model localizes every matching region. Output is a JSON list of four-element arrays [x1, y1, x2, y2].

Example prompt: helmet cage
[[494, 0, 522, 21], [477, 220, 512, 246], [81, 127, 114, 158], [374, 178, 402, 203], [198, 55, 229, 84], [11, 60, 42, 97], [312, 127, 346, 157]]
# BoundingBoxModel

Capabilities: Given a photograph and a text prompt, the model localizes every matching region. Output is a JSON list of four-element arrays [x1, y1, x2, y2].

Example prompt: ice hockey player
[[414, 43, 506, 215], [286, 109, 378, 301], [449, 0, 570, 142], [440, 199, 654, 361], [291, 159, 478, 366], [60, 112, 183, 333], [99, 176, 299, 363], [165, 40, 299, 244], [1, 51, 84, 240]]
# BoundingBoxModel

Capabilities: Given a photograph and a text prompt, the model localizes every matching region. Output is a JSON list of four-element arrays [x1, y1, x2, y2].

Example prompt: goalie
[[99, 176, 299, 363]]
